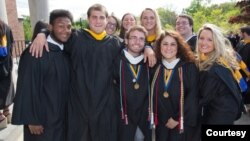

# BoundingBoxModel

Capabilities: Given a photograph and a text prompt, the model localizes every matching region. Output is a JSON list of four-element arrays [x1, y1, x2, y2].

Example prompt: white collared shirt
[[162, 58, 180, 69], [123, 49, 144, 65], [47, 35, 64, 50]]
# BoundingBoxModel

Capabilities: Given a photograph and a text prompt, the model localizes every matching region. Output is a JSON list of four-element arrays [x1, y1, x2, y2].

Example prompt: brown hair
[[154, 30, 195, 62], [176, 14, 194, 32], [87, 4, 108, 18], [124, 25, 148, 40], [119, 13, 137, 39]]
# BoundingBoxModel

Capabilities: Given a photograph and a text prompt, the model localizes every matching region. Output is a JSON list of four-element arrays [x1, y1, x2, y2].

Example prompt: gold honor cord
[[178, 67, 184, 133], [150, 65, 161, 141]]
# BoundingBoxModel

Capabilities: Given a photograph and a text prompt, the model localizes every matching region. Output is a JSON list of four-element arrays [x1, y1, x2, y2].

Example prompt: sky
[[16, 0, 235, 20]]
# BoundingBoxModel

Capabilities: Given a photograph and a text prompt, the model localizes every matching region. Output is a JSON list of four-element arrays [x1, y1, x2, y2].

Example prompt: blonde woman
[[140, 8, 162, 47], [196, 23, 244, 124]]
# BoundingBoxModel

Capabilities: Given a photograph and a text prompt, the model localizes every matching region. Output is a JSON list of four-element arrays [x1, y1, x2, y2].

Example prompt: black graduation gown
[[0, 24, 15, 109], [236, 42, 250, 104], [12, 43, 70, 141], [64, 29, 121, 141], [145, 40, 155, 48], [113, 51, 151, 141], [199, 63, 243, 124], [152, 61, 199, 141], [187, 35, 197, 52]]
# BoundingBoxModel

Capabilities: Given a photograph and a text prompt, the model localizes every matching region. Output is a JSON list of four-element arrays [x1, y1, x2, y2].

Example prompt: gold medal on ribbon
[[163, 91, 169, 98], [134, 83, 140, 89]]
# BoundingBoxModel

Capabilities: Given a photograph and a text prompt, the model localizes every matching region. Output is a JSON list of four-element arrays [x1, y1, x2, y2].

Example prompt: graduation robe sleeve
[[12, 47, 48, 125], [183, 63, 199, 127], [199, 64, 242, 124]]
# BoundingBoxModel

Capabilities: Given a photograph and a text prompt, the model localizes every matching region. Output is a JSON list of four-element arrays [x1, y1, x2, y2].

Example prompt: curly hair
[[154, 30, 195, 62]]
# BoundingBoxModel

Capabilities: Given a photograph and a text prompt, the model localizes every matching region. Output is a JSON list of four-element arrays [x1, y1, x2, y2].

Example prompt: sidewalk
[[0, 59, 22, 141], [0, 123, 23, 141]]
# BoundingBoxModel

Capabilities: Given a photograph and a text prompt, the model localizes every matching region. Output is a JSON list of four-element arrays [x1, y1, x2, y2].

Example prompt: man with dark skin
[[12, 9, 72, 141]]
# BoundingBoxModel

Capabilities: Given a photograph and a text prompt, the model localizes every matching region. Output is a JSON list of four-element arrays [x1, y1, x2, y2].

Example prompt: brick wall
[[5, 0, 25, 57], [6, 0, 25, 40]]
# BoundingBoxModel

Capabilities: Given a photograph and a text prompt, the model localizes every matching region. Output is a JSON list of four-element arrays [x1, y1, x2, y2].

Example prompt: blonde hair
[[196, 23, 239, 71], [140, 8, 162, 39]]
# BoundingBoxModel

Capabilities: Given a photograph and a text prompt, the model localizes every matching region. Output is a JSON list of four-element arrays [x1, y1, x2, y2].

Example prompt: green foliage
[[22, 16, 32, 41], [164, 24, 175, 30], [21, 16, 89, 42], [157, 7, 177, 30], [155, 0, 242, 33], [183, 0, 243, 33], [73, 18, 88, 29], [21, 0, 243, 40]]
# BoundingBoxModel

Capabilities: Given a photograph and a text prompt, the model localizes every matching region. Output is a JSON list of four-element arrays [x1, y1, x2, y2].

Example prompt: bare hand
[[165, 117, 179, 129], [29, 33, 49, 58], [144, 47, 156, 67], [28, 124, 44, 135]]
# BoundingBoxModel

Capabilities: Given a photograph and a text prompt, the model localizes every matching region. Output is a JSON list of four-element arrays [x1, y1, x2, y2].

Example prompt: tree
[[183, 0, 242, 33], [22, 16, 32, 41], [157, 7, 177, 30], [229, 0, 250, 24], [21, 16, 88, 42], [73, 18, 88, 29]]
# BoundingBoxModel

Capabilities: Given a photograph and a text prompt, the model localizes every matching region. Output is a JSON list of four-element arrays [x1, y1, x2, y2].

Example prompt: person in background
[[0, 19, 15, 129], [105, 13, 120, 36], [235, 26, 250, 114], [119, 13, 137, 40], [175, 14, 197, 52], [24, 20, 48, 47], [197, 23, 243, 124], [31, 20, 49, 41], [12, 9, 72, 141], [227, 31, 237, 49], [151, 30, 199, 141], [140, 8, 162, 47], [113, 25, 151, 141]]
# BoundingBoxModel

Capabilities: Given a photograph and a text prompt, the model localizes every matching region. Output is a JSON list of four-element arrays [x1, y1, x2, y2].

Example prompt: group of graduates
[[0, 3, 249, 141]]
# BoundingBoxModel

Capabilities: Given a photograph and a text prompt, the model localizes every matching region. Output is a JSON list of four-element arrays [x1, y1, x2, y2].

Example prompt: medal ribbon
[[163, 67, 175, 92], [128, 64, 141, 83]]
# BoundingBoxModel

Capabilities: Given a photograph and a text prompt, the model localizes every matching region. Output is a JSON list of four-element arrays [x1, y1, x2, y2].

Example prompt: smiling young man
[[29, 4, 156, 141], [12, 9, 72, 141], [175, 14, 197, 52], [63, 4, 121, 141], [113, 25, 152, 141]]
